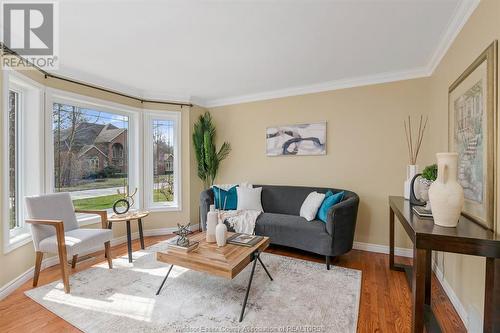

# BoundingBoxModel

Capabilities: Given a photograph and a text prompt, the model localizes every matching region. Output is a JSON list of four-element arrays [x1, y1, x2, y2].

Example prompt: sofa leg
[[326, 256, 331, 270]]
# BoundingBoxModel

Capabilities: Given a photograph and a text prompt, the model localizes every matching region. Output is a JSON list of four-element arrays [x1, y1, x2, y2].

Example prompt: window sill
[[4, 232, 32, 254], [147, 204, 181, 213]]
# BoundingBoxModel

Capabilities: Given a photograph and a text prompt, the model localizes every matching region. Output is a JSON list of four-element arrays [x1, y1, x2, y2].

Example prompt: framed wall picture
[[266, 122, 326, 156], [448, 41, 497, 230]]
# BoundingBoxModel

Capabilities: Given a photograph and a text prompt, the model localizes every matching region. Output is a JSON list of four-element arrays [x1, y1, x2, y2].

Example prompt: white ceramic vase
[[215, 215, 227, 247], [428, 153, 464, 228], [206, 204, 217, 243], [404, 165, 418, 200]]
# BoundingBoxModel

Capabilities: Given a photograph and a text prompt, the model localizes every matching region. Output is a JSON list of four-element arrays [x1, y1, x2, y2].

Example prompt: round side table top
[[108, 211, 149, 223]]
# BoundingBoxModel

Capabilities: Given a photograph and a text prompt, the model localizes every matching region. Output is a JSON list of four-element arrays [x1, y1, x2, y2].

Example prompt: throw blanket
[[219, 210, 261, 234]]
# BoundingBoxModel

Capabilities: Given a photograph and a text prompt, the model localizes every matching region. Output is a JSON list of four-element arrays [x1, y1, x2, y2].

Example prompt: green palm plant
[[192, 112, 231, 188]]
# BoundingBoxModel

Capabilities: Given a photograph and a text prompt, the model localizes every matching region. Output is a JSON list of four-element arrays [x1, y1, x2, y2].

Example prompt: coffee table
[[156, 232, 273, 322]]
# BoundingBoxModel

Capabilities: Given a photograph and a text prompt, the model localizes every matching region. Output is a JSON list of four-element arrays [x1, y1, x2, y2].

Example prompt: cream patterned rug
[[25, 241, 361, 333]]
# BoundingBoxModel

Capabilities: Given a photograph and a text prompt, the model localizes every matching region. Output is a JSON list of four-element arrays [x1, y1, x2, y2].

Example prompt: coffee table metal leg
[[156, 264, 174, 296], [126, 220, 132, 263], [239, 252, 259, 322], [257, 256, 273, 281]]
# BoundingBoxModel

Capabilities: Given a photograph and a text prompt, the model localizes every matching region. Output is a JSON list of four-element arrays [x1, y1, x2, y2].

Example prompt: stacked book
[[227, 233, 264, 247], [166, 236, 199, 253]]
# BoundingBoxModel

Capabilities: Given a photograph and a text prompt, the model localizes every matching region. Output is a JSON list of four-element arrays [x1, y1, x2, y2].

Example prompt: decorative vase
[[215, 217, 227, 247], [206, 204, 217, 243], [404, 165, 418, 200], [428, 153, 464, 227]]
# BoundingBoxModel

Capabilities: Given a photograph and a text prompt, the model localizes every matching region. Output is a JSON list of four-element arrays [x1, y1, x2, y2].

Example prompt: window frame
[[143, 110, 181, 212], [2, 70, 44, 253], [45, 88, 142, 225]]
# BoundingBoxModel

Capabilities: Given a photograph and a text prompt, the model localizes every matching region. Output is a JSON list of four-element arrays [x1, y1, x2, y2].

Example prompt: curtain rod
[[0, 44, 193, 108]]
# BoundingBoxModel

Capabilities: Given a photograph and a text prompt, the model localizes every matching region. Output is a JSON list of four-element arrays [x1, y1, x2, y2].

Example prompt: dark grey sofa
[[200, 185, 359, 269]]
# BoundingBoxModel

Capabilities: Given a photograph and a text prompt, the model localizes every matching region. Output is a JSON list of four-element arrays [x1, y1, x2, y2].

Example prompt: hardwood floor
[[0, 235, 466, 332]]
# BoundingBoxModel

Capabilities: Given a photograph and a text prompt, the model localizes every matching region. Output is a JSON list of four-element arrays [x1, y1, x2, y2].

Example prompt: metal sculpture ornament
[[112, 186, 138, 215], [176, 223, 191, 247]]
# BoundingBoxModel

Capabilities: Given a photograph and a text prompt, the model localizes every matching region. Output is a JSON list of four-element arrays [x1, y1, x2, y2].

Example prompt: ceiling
[[53, 0, 479, 107]]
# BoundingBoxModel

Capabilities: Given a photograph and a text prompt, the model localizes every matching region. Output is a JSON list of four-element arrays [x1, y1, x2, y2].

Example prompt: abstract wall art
[[266, 122, 326, 156]]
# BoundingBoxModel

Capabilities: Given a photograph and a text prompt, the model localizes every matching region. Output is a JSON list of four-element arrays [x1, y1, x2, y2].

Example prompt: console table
[[388, 196, 500, 333]]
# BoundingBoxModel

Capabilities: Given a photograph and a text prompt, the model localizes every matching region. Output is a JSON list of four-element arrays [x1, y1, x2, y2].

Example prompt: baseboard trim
[[353, 241, 468, 329], [0, 224, 199, 301], [0, 228, 467, 331], [353, 241, 413, 258], [432, 260, 469, 329]]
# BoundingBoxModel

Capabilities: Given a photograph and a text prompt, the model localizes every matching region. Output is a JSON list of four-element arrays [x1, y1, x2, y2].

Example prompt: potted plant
[[420, 164, 437, 210]]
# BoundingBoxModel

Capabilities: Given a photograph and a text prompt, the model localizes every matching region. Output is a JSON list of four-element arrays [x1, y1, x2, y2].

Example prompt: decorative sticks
[[404, 115, 428, 165]]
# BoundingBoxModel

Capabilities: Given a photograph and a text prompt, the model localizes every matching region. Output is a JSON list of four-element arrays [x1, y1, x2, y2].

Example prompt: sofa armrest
[[200, 188, 214, 231], [325, 193, 359, 256]]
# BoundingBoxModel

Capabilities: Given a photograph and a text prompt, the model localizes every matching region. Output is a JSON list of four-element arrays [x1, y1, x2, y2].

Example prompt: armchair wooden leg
[[33, 252, 43, 287], [104, 241, 113, 269], [56, 244, 70, 293], [71, 255, 78, 269]]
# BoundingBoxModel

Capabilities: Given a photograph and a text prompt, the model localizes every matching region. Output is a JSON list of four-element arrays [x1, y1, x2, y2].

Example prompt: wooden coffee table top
[[156, 232, 270, 279]]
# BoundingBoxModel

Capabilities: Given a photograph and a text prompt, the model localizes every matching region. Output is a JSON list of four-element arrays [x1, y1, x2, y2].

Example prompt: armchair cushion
[[38, 228, 113, 256]]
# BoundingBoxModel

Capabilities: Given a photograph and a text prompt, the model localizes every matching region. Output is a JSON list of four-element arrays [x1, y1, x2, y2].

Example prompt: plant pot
[[428, 153, 464, 227]]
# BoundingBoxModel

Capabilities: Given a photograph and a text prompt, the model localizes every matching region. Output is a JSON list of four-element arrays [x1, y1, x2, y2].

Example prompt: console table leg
[[425, 249, 432, 305], [239, 252, 259, 322], [484, 258, 500, 333], [412, 247, 427, 333], [389, 207, 395, 270], [156, 265, 174, 296]]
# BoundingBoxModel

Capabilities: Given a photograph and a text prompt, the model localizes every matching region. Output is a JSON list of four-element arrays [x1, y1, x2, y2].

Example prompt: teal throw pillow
[[317, 191, 345, 223], [213, 186, 238, 210]]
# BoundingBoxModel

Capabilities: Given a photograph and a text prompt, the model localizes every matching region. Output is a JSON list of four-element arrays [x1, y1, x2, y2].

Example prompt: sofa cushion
[[255, 213, 332, 255], [317, 191, 345, 223], [213, 185, 238, 210]]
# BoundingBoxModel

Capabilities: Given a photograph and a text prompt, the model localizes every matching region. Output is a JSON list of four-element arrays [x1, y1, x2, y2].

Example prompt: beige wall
[[427, 0, 500, 328], [208, 78, 433, 249], [0, 66, 207, 288], [204, 0, 500, 328]]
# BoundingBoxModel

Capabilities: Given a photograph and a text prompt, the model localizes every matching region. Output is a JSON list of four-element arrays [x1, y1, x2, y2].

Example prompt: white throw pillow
[[237, 187, 263, 212], [300, 191, 326, 221]]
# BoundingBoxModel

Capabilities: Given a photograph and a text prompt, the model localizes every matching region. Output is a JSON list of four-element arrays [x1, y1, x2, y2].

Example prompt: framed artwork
[[448, 41, 497, 230], [266, 122, 326, 156]]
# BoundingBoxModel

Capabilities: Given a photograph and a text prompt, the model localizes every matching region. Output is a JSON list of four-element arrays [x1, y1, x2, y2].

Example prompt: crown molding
[[48, 0, 479, 109], [202, 67, 429, 108], [425, 0, 480, 74]]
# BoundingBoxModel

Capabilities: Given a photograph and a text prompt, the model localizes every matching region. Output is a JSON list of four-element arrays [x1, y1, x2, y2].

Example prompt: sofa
[[200, 184, 359, 269]]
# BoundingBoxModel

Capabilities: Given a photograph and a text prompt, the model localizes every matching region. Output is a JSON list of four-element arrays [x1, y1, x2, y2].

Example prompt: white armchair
[[25, 192, 113, 293]]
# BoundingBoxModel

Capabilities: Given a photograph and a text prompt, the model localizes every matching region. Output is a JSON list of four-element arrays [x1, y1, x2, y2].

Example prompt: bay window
[[46, 90, 140, 217], [3, 71, 44, 253], [144, 111, 181, 211]]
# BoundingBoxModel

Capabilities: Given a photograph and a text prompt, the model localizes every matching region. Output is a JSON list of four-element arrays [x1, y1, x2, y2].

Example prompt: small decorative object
[[420, 164, 437, 210], [409, 174, 426, 207], [112, 186, 138, 215], [192, 112, 231, 189], [266, 122, 326, 156], [215, 217, 227, 247], [206, 204, 217, 243], [448, 41, 497, 230], [403, 115, 428, 199], [428, 153, 464, 228], [166, 236, 199, 253], [175, 223, 191, 247]]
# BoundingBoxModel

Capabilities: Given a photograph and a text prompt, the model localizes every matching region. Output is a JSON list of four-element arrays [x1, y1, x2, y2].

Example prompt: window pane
[[53, 103, 129, 210], [152, 119, 175, 203], [8, 90, 19, 230]]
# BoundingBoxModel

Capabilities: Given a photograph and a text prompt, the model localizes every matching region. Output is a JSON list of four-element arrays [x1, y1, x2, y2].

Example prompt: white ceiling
[[53, 0, 479, 107]]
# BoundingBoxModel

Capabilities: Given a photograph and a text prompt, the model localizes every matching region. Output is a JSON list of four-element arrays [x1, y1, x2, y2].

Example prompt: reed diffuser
[[403, 115, 428, 199]]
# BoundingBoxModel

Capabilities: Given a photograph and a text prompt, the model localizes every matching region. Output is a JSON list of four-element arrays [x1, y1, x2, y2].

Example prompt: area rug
[[25, 241, 361, 333]]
